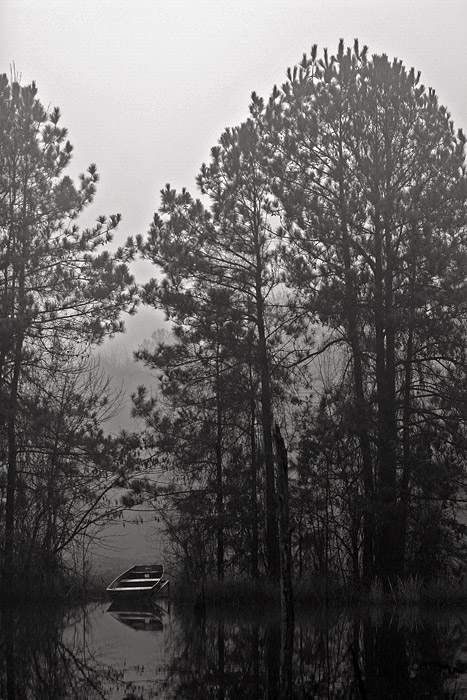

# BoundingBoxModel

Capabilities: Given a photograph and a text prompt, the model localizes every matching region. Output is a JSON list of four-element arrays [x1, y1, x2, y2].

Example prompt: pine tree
[[134, 121, 301, 579], [0, 75, 138, 590], [257, 41, 467, 584]]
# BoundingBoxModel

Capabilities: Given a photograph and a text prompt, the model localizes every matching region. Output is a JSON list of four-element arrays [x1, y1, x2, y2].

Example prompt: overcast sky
[[2, 0, 467, 349]]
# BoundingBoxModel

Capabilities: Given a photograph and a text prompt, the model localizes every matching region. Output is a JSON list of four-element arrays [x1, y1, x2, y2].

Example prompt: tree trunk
[[338, 162, 375, 584], [398, 232, 417, 576], [398, 323, 413, 577], [215, 332, 224, 581], [250, 398, 259, 579], [4, 336, 22, 593], [274, 424, 294, 698], [374, 210, 399, 586], [253, 213, 279, 580]]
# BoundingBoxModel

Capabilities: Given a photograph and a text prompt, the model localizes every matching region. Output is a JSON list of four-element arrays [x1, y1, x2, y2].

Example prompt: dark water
[[2, 600, 467, 699]]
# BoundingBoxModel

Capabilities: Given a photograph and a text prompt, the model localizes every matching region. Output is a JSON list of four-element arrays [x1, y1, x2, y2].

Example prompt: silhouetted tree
[[134, 122, 303, 580], [0, 75, 138, 591], [255, 40, 467, 584]]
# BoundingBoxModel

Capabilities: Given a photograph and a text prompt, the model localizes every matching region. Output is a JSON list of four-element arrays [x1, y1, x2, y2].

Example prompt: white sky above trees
[[2, 0, 467, 348]]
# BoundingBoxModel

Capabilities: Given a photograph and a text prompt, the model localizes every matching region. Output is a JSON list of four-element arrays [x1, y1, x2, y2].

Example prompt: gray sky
[[2, 0, 467, 348]]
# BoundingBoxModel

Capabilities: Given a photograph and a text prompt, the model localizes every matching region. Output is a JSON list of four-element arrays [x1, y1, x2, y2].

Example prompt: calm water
[[2, 599, 467, 699]]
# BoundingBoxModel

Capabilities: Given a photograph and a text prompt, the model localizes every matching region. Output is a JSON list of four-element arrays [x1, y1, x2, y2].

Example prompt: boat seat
[[112, 586, 154, 591], [120, 577, 161, 583]]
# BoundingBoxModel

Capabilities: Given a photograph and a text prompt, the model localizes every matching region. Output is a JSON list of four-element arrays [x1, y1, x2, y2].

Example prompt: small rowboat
[[106, 564, 169, 597]]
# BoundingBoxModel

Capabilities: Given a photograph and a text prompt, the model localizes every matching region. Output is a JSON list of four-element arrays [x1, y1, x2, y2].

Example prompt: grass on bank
[[4, 564, 467, 607], [170, 573, 467, 609]]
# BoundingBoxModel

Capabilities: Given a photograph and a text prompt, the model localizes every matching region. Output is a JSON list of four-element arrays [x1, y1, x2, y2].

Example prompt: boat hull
[[108, 579, 169, 598], [106, 564, 168, 598]]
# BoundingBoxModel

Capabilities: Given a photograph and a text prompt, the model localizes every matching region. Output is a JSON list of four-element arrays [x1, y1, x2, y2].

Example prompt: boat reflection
[[107, 598, 165, 632]]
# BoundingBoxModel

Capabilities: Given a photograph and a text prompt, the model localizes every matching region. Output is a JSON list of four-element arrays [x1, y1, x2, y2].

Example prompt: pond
[[2, 599, 467, 699]]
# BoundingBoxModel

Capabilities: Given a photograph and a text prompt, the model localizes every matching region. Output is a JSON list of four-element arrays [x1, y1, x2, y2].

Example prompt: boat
[[106, 564, 169, 597]]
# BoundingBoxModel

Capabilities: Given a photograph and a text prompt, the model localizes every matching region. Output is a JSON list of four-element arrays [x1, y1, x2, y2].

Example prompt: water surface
[[2, 599, 467, 698]]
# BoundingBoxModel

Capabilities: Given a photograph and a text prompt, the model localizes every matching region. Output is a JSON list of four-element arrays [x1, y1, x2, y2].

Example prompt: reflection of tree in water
[[165, 610, 354, 699], [166, 608, 467, 700], [0, 603, 122, 700], [2, 603, 467, 699], [353, 609, 467, 700], [164, 610, 266, 699]]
